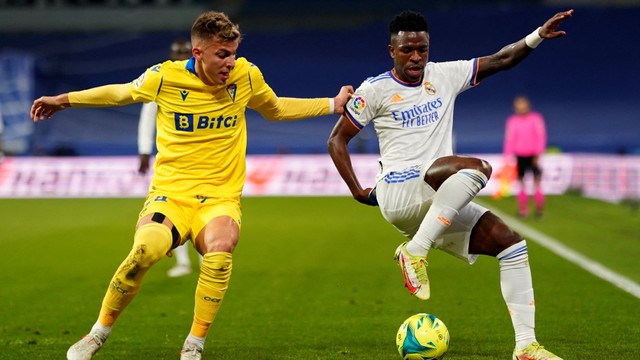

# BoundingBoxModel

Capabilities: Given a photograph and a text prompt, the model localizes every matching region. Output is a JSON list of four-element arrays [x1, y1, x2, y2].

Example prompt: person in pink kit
[[503, 96, 547, 218]]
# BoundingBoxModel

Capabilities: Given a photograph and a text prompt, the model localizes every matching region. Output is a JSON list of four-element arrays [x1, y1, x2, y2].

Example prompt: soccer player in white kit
[[328, 9, 573, 360]]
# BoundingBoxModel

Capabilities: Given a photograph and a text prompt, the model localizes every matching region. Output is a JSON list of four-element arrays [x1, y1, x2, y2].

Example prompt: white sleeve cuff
[[329, 98, 335, 114]]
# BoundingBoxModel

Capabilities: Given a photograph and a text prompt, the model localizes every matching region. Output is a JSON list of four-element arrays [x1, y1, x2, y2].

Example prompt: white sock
[[498, 241, 536, 349], [185, 334, 206, 349], [174, 243, 192, 267], [408, 169, 488, 256], [91, 320, 111, 339]]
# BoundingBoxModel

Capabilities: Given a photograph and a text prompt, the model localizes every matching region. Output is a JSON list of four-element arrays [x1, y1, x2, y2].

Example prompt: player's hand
[[138, 154, 151, 174], [30, 94, 71, 122], [354, 187, 378, 206], [540, 9, 573, 39], [333, 85, 355, 115]]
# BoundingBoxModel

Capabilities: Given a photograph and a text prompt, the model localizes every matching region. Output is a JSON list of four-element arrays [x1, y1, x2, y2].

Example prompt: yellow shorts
[[138, 191, 242, 246]]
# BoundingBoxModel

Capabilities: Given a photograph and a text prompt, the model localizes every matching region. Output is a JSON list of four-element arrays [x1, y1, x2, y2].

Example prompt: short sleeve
[[343, 82, 380, 130]]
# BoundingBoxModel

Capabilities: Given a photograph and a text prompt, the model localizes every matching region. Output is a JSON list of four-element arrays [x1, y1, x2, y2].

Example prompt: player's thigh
[[377, 165, 434, 238], [137, 193, 191, 245], [192, 198, 242, 254]]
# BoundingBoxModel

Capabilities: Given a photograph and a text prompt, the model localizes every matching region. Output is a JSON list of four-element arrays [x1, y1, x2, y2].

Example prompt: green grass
[[0, 196, 638, 359]]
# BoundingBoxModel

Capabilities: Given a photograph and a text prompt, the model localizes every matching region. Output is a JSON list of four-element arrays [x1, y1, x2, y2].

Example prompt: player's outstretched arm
[[254, 85, 354, 121], [475, 9, 573, 82], [31, 83, 135, 122], [327, 116, 377, 206]]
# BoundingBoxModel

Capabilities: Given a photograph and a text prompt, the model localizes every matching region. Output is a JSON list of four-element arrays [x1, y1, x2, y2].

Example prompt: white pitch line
[[479, 202, 640, 299]]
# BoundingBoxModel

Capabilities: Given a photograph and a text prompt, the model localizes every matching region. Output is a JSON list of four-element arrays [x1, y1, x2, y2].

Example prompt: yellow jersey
[[68, 57, 332, 199]]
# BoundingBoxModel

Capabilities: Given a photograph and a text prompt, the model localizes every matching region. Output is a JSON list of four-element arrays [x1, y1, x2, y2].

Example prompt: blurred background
[[0, 0, 639, 157]]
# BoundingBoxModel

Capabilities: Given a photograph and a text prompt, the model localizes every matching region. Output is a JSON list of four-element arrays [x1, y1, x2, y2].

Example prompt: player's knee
[[132, 223, 173, 268], [476, 158, 492, 178]]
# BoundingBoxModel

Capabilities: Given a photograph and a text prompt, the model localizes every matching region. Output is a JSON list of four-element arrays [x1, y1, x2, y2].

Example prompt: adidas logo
[[390, 93, 404, 103]]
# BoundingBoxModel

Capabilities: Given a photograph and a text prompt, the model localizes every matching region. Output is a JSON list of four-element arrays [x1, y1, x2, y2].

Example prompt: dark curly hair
[[389, 11, 429, 36]]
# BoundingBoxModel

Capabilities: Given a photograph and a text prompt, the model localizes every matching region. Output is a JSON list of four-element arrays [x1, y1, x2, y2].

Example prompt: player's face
[[514, 97, 531, 115], [389, 31, 429, 83], [193, 36, 239, 86]]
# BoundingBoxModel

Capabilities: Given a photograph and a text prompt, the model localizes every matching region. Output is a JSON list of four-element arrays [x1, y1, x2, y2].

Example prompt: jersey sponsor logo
[[226, 84, 237, 102], [133, 72, 146, 89], [423, 81, 436, 95], [180, 90, 189, 101], [174, 113, 239, 132], [150, 65, 161, 72], [391, 98, 443, 128]]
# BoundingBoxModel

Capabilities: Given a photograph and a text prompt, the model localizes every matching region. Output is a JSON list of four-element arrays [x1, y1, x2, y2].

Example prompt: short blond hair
[[191, 11, 241, 43]]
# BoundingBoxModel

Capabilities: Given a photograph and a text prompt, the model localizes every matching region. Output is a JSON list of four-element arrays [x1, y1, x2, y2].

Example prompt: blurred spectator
[[503, 95, 547, 218]]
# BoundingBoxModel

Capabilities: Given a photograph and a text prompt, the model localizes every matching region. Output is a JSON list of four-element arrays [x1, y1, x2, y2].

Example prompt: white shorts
[[376, 163, 488, 264]]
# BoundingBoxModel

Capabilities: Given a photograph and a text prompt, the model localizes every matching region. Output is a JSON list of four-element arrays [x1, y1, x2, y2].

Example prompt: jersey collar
[[390, 69, 423, 87], [185, 57, 197, 76]]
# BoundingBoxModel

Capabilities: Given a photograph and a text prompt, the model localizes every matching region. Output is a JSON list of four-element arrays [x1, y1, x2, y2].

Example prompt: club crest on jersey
[[133, 72, 146, 89], [423, 81, 436, 95], [227, 84, 237, 102]]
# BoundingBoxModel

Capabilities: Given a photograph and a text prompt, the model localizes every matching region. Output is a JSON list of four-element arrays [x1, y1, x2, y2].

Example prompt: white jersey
[[344, 59, 479, 181], [137, 101, 157, 155]]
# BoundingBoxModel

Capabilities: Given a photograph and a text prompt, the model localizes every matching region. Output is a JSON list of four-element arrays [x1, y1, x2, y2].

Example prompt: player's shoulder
[[363, 71, 394, 86]]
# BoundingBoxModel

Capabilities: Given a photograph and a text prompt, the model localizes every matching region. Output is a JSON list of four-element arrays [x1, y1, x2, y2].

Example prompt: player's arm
[[475, 9, 573, 83], [327, 116, 377, 206], [252, 85, 353, 121], [31, 83, 135, 122]]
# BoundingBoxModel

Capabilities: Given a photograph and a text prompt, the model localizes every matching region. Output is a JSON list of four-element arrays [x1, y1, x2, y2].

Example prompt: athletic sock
[[190, 252, 232, 338], [534, 189, 545, 212], [408, 169, 488, 256], [498, 240, 536, 349], [99, 223, 172, 326], [518, 189, 529, 216]]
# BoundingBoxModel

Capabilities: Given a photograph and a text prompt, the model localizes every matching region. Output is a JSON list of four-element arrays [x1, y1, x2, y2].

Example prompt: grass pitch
[[0, 195, 638, 359]]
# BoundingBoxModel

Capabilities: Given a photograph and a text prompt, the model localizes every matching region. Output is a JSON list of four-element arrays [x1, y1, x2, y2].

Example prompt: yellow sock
[[190, 252, 232, 338], [99, 223, 172, 326]]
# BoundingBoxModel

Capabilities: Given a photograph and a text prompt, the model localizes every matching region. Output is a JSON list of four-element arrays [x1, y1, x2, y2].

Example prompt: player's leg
[[67, 197, 185, 360], [531, 156, 544, 218], [394, 156, 490, 300], [516, 156, 530, 217], [469, 212, 561, 359], [168, 243, 193, 278], [407, 155, 491, 256], [180, 200, 241, 359]]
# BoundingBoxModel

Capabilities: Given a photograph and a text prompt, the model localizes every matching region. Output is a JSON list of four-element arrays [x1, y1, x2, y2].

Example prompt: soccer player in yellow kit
[[31, 11, 353, 360]]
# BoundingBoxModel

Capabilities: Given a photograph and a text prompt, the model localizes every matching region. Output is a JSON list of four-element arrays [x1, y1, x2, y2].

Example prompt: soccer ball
[[396, 313, 450, 359]]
